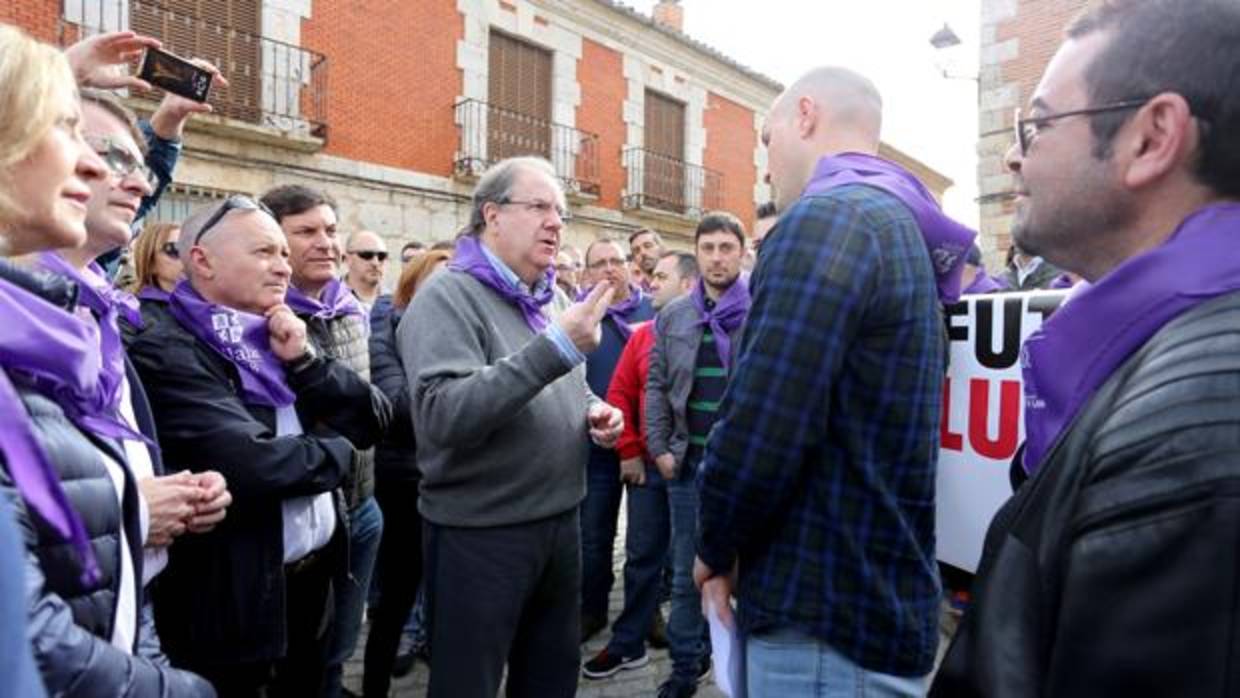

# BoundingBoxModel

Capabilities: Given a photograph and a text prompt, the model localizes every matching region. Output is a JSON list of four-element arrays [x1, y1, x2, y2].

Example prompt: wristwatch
[[286, 342, 319, 374]]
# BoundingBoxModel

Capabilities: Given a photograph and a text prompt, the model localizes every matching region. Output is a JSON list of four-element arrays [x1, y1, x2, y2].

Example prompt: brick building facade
[[976, 0, 1088, 267], [7, 0, 951, 274]]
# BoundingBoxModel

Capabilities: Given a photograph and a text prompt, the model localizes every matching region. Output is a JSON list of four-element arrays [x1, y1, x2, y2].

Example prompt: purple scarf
[[27, 254, 148, 445], [285, 278, 365, 321], [603, 285, 646, 341], [801, 153, 977, 303], [450, 235, 555, 332], [137, 285, 170, 303], [962, 272, 1007, 295], [0, 276, 109, 585], [167, 281, 296, 408], [690, 277, 751, 371], [1022, 203, 1240, 473]]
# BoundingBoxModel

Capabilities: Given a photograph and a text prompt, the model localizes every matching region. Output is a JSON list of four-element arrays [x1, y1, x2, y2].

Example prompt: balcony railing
[[454, 99, 600, 197], [622, 147, 723, 218], [60, 0, 328, 139]]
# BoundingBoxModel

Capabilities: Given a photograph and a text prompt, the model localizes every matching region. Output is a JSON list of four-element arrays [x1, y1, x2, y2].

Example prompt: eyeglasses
[[85, 134, 158, 189], [159, 242, 179, 259], [498, 198, 572, 222], [191, 195, 276, 246], [351, 250, 388, 262], [1014, 98, 1148, 157]]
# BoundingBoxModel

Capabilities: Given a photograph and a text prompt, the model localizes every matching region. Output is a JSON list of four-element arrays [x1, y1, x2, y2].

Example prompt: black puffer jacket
[[0, 261, 212, 696], [932, 291, 1240, 698]]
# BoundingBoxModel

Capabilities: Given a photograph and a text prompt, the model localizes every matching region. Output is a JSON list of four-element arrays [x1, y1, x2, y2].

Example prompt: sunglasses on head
[[160, 242, 179, 259], [191, 195, 276, 246], [351, 250, 388, 262]]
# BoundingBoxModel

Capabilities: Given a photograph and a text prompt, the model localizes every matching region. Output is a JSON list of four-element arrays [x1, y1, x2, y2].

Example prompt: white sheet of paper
[[706, 598, 744, 697]]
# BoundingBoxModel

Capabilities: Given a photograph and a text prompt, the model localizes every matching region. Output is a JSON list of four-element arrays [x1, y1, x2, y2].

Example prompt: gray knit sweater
[[398, 269, 596, 527]]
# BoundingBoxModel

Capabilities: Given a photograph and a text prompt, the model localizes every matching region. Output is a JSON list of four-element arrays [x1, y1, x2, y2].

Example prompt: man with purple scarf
[[579, 237, 655, 643], [693, 67, 964, 697], [398, 156, 623, 698], [644, 211, 750, 698], [933, 1, 1240, 696], [129, 197, 390, 696], [259, 183, 384, 698]]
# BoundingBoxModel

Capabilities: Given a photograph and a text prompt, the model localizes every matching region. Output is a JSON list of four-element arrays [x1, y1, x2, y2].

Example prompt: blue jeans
[[580, 449, 623, 622], [666, 467, 707, 682], [606, 465, 669, 657], [747, 627, 928, 698], [323, 495, 384, 697]]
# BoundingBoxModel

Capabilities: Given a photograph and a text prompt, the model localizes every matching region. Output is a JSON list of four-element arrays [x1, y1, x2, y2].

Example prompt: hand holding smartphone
[[138, 48, 214, 103]]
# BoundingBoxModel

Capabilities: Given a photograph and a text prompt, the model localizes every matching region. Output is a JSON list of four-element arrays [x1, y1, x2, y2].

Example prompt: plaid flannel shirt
[[696, 183, 946, 677]]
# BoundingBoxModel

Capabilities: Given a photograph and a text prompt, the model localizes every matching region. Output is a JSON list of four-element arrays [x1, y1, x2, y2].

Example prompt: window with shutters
[[487, 30, 553, 162], [130, 0, 263, 124], [642, 90, 687, 213]]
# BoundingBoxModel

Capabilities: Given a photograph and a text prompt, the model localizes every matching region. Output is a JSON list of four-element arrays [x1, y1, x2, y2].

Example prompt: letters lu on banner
[[936, 289, 1066, 572]]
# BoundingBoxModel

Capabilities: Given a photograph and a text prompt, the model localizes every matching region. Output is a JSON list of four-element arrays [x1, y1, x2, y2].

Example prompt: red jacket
[[606, 320, 654, 462]]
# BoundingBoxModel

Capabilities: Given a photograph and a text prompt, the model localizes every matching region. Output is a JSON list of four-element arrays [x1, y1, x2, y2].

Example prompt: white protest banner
[[936, 290, 1066, 572]]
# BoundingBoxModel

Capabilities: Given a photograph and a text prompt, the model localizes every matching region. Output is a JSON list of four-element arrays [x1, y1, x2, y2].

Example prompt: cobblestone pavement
[[342, 497, 726, 697]]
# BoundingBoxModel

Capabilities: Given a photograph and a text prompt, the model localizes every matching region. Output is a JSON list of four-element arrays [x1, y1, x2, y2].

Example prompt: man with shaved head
[[693, 66, 974, 696], [343, 229, 389, 312], [130, 197, 390, 695]]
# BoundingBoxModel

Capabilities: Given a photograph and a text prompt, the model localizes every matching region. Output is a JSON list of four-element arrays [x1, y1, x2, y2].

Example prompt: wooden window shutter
[[487, 30, 552, 162], [643, 90, 686, 212], [130, 0, 262, 124]]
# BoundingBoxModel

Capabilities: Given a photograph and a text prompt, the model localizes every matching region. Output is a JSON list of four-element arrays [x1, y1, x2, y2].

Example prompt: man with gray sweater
[[398, 156, 624, 698]]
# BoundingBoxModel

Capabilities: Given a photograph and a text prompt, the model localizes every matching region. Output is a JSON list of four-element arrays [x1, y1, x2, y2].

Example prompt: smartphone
[[138, 48, 213, 103]]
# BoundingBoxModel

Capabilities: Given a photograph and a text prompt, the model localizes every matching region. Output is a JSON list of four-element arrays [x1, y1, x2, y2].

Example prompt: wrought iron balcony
[[61, 0, 329, 139], [454, 99, 600, 197], [622, 147, 723, 218]]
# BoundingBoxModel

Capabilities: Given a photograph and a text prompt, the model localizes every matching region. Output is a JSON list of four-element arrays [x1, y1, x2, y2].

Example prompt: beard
[[1011, 162, 1134, 276]]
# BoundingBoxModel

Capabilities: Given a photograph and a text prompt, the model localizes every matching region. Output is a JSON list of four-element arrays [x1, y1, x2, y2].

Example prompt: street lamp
[[929, 22, 978, 82]]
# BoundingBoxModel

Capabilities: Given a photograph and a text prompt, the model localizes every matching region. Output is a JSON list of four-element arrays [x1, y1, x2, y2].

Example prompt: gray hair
[[464, 156, 560, 236]]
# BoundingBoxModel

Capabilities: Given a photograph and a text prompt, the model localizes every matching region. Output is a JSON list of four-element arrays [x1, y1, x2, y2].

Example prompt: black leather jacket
[[129, 301, 390, 666], [369, 296, 417, 484], [932, 291, 1240, 698]]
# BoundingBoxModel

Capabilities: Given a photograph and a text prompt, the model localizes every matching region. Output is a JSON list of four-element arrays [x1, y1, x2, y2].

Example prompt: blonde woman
[[0, 25, 214, 696], [129, 221, 183, 299]]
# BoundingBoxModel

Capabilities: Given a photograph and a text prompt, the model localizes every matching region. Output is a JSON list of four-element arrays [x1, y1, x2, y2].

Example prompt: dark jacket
[[301, 311, 377, 508], [0, 262, 211, 696], [1001, 257, 1062, 291], [932, 291, 1240, 698], [369, 296, 416, 484], [645, 294, 745, 467], [129, 302, 390, 666]]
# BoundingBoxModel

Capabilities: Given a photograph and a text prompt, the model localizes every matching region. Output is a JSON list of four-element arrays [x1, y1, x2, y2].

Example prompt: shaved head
[[347, 229, 384, 252], [778, 66, 882, 147], [763, 66, 885, 210]]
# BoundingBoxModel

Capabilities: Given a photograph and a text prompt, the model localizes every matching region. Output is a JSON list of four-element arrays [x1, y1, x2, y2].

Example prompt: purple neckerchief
[[962, 272, 1007, 295], [137, 285, 170, 303], [1021, 203, 1240, 473], [28, 254, 149, 445], [602, 285, 646, 340], [801, 153, 977, 303], [0, 278, 101, 585], [285, 278, 365, 321], [450, 235, 555, 332], [690, 276, 751, 371], [167, 281, 296, 408]]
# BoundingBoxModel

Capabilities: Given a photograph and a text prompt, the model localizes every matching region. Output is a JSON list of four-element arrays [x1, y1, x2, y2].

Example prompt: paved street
[[343, 498, 727, 697]]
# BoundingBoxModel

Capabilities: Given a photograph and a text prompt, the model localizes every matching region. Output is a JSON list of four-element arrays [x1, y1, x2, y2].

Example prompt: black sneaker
[[656, 677, 698, 698], [582, 648, 650, 679]]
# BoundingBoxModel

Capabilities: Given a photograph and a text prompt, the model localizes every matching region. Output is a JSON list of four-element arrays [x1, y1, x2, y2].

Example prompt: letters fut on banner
[[937, 290, 1066, 572]]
